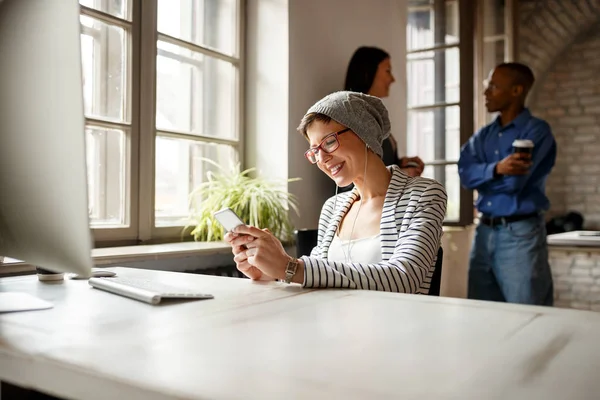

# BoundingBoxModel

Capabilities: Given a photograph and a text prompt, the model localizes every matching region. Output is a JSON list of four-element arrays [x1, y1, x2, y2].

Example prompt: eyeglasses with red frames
[[304, 128, 351, 164]]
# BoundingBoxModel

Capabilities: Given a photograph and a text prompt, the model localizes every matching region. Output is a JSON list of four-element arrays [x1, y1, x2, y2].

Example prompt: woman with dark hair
[[344, 46, 424, 176]]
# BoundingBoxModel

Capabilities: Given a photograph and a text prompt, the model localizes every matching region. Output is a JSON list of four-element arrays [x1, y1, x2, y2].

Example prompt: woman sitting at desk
[[225, 91, 447, 293]]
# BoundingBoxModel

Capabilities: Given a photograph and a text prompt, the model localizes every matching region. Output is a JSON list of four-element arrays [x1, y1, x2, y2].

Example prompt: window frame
[[151, 0, 244, 240], [80, 0, 245, 246], [80, 3, 136, 243], [405, 0, 475, 227], [475, 0, 518, 128]]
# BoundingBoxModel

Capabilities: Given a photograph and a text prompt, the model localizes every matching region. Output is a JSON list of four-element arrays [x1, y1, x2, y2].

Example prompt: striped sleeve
[[300, 181, 447, 293]]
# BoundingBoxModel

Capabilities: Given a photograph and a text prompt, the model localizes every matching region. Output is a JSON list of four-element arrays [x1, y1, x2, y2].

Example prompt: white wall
[[245, 0, 289, 183], [440, 226, 474, 298], [287, 0, 408, 228]]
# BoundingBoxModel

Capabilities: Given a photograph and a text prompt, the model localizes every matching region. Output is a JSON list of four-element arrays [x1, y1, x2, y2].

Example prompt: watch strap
[[284, 257, 299, 284]]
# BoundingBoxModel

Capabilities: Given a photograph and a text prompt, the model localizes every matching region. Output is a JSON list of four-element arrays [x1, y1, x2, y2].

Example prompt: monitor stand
[[0, 257, 54, 313]]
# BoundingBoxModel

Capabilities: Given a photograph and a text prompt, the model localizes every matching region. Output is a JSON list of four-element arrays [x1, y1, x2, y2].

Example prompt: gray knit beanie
[[304, 91, 391, 159]]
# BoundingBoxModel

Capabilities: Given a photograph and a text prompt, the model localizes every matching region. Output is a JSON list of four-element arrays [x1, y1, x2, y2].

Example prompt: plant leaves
[[186, 158, 301, 243]]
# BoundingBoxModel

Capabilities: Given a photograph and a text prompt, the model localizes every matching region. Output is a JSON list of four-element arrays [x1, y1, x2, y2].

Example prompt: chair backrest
[[294, 229, 318, 258], [427, 247, 444, 296]]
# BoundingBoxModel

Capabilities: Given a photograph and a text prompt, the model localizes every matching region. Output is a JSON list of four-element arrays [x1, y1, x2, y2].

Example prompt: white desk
[[548, 230, 600, 247], [1, 267, 600, 400]]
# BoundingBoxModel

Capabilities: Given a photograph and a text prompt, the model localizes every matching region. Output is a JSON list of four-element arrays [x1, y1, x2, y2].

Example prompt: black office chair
[[427, 247, 444, 296], [294, 229, 319, 258], [295, 229, 443, 296]]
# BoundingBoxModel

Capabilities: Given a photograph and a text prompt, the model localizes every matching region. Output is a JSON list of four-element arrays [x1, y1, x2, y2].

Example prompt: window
[[475, 0, 517, 127], [155, 0, 240, 227], [406, 0, 473, 225], [79, 0, 242, 244], [80, 0, 131, 230]]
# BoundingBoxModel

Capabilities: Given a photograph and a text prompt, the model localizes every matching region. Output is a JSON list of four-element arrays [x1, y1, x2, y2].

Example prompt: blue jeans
[[468, 215, 554, 306]]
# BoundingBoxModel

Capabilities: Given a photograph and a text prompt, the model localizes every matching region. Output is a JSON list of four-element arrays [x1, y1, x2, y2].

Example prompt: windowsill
[[92, 241, 232, 264], [1, 241, 232, 275], [3, 227, 474, 276]]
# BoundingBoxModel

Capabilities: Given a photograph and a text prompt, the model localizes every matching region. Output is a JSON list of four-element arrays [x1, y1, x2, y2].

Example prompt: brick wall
[[518, 0, 600, 227], [533, 29, 600, 226], [550, 249, 600, 311], [519, 0, 600, 84]]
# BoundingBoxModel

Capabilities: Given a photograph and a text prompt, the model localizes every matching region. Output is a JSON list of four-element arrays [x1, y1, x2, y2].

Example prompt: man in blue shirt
[[458, 62, 556, 306]]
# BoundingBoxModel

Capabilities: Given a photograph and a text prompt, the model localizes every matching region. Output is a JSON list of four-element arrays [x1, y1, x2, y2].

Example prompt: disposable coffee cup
[[36, 267, 64, 282], [512, 139, 534, 156]]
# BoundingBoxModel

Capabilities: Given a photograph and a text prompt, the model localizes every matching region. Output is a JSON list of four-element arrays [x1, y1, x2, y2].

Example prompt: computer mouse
[[69, 269, 116, 280], [92, 270, 117, 278]]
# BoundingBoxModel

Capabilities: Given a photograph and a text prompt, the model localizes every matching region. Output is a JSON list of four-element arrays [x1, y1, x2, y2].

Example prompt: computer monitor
[[0, 0, 93, 277]]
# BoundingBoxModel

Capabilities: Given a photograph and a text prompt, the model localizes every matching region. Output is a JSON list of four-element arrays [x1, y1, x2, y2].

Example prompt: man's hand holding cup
[[495, 139, 534, 176]]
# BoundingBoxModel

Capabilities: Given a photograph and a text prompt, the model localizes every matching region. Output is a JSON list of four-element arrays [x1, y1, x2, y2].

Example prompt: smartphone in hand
[[213, 207, 245, 232]]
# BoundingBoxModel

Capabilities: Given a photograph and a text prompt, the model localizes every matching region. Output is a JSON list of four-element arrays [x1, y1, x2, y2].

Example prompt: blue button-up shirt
[[458, 109, 556, 217]]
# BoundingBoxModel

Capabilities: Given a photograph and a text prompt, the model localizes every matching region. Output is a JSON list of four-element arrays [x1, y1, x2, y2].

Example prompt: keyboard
[[88, 276, 214, 305]]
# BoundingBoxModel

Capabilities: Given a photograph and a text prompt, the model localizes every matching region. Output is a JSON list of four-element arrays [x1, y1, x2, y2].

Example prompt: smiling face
[[305, 119, 367, 187]]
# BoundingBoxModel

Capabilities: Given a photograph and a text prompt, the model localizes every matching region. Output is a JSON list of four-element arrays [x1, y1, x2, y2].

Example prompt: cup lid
[[512, 139, 534, 148]]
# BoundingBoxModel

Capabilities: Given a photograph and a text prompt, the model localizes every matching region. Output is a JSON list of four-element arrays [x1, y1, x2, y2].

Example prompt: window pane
[[407, 105, 460, 162], [80, 16, 128, 122], [407, 48, 459, 107], [157, 0, 238, 56], [79, 0, 129, 21], [482, 40, 505, 79], [422, 164, 460, 222], [482, 0, 505, 36], [156, 41, 237, 139], [407, 0, 459, 51], [482, 40, 505, 125], [86, 126, 127, 227], [155, 136, 238, 226]]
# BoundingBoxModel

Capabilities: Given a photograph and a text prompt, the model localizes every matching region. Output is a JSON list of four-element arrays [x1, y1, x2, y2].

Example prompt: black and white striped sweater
[[301, 165, 447, 294]]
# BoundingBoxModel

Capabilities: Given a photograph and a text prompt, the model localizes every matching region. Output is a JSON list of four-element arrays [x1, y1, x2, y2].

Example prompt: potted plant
[[187, 160, 300, 243]]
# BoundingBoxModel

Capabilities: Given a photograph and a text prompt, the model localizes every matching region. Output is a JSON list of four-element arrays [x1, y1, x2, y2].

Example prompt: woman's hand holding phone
[[216, 207, 290, 281], [224, 230, 269, 280]]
